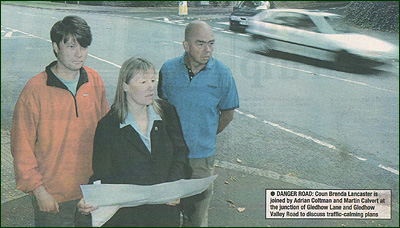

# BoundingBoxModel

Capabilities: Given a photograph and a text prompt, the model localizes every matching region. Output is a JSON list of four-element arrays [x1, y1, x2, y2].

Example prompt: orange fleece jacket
[[11, 63, 109, 203]]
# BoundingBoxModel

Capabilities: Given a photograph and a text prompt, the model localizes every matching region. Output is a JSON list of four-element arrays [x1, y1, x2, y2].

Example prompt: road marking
[[245, 113, 257, 119], [236, 109, 337, 150], [88, 54, 121, 68], [3, 26, 122, 69], [216, 22, 229, 26], [349, 154, 367, 161], [219, 52, 398, 94], [6, 25, 398, 177], [2, 26, 50, 41], [262, 119, 337, 150], [168, 42, 398, 175], [234, 109, 399, 176], [17, 12, 36, 16], [378, 164, 400, 175], [4, 31, 13, 37]]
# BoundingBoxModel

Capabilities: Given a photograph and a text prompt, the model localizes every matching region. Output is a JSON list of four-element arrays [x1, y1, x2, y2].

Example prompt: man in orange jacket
[[11, 15, 109, 227]]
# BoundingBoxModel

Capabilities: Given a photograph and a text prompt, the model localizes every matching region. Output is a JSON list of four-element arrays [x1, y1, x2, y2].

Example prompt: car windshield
[[238, 1, 270, 10], [324, 16, 354, 34]]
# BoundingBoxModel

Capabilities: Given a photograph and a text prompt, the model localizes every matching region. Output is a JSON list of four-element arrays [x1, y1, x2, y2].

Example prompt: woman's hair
[[111, 57, 161, 123], [50, 15, 92, 57]]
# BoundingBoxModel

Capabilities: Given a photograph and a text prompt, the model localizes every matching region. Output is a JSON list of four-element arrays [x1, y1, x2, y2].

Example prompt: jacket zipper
[[70, 91, 79, 118]]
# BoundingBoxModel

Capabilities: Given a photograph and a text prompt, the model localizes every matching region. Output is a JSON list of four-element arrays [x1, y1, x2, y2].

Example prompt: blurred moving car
[[229, 1, 276, 32], [246, 9, 398, 68]]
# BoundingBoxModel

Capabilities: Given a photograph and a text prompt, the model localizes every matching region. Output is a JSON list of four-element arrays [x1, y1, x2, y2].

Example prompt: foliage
[[344, 1, 399, 32]]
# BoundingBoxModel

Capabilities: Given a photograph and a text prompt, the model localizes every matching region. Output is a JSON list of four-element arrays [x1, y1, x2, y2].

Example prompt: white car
[[246, 9, 398, 67]]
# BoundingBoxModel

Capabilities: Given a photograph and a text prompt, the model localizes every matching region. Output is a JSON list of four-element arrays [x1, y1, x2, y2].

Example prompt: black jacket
[[90, 99, 191, 185]]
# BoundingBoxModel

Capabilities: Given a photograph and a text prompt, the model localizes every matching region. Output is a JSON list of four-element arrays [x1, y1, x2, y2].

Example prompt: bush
[[344, 1, 399, 32]]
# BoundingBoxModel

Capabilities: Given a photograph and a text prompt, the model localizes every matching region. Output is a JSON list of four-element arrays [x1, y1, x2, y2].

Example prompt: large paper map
[[81, 175, 217, 226]]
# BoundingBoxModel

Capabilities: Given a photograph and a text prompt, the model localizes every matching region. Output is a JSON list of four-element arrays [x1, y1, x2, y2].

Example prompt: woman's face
[[123, 70, 156, 107]]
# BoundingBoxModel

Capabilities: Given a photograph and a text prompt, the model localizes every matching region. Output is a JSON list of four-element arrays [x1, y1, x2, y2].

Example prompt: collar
[[45, 61, 89, 91], [180, 52, 214, 71], [120, 104, 162, 137]]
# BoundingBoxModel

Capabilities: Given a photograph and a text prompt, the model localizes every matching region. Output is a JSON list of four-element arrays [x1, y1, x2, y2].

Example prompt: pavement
[[2, 127, 397, 227], [1, 1, 399, 227]]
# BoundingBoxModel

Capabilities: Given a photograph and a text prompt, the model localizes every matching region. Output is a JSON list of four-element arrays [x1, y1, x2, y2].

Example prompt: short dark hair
[[50, 15, 92, 57]]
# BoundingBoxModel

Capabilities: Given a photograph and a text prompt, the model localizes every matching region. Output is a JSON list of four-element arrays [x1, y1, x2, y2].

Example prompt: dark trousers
[[103, 204, 180, 227], [32, 196, 92, 227]]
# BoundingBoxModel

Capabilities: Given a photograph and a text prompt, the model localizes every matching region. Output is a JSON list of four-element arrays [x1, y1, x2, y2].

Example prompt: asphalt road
[[1, 3, 399, 227]]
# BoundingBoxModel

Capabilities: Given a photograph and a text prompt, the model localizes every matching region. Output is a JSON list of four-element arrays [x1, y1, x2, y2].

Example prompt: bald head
[[185, 20, 213, 42]]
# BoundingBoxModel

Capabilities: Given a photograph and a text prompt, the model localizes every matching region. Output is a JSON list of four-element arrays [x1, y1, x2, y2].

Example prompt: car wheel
[[252, 37, 273, 54], [334, 50, 353, 71], [229, 21, 236, 31]]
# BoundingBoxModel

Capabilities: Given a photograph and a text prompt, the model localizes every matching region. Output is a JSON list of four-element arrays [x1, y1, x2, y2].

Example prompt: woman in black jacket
[[78, 57, 191, 227]]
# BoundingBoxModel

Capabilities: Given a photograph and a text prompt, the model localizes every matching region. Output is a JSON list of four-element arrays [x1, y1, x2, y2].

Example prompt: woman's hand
[[166, 198, 180, 206], [77, 198, 98, 215]]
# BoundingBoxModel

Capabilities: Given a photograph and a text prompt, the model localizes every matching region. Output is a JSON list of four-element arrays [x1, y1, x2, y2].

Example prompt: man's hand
[[32, 186, 59, 214], [77, 198, 98, 215], [217, 109, 234, 134]]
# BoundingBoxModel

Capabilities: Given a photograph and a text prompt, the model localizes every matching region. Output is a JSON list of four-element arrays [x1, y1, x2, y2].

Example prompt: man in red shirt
[[11, 15, 109, 227]]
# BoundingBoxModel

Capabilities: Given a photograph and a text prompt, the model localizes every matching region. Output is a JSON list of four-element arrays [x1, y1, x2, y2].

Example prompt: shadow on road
[[253, 50, 387, 75]]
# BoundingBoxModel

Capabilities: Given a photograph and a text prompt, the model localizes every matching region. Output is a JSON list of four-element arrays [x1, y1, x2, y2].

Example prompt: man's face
[[184, 25, 215, 67], [53, 36, 88, 72]]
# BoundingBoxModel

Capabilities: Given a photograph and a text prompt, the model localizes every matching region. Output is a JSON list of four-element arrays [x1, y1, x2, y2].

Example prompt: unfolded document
[[80, 175, 218, 227]]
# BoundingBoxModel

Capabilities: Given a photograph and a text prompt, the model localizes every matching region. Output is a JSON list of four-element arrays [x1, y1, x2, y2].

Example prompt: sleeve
[[94, 72, 110, 117], [157, 67, 167, 100], [89, 118, 113, 184], [10, 90, 43, 193], [219, 68, 240, 111], [162, 101, 192, 181], [100, 84, 109, 117]]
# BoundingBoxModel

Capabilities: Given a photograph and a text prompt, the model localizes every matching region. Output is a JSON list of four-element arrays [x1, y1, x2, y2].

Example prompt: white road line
[[17, 12, 36, 16], [235, 109, 337, 150], [234, 109, 399, 176], [220, 52, 397, 94], [378, 164, 400, 175], [246, 114, 257, 119], [7, 26, 398, 177], [4, 31, 13, 37], [216, 22, 230, 26], [3, 26, 121, 68], [115, 16, 398, 92], [349, 153, 367, 161], [3, 26, 50, 42], [87, 54, 121, 68], [262, 119, 337, 150]]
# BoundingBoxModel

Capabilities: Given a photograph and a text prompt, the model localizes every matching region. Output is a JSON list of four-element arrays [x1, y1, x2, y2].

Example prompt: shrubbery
[[344, 1, 399, 32]]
